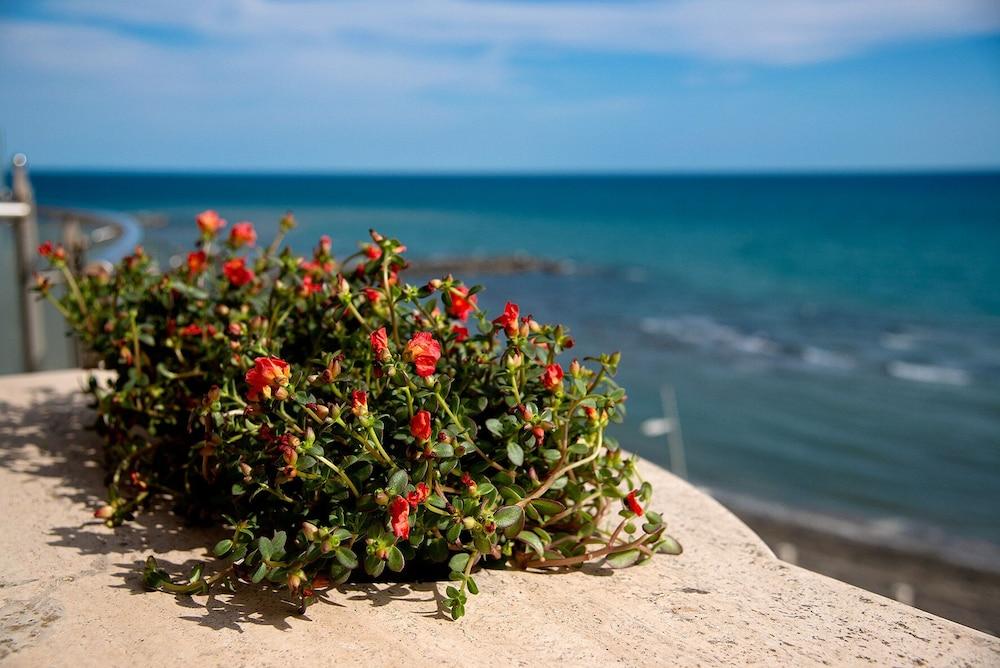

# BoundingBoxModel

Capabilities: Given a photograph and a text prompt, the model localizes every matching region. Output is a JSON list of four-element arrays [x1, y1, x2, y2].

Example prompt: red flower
[[404, 332, 441, 378], [319, 235, 332, 254], [451, 325, 468, 342], [370, 326, 390, 361], [351, 390, 368, 416], [223, 257, 254, 287], [187, 250, 208, 276], [196, 210, 226, 236], [389, 496, 410, 539], [410, 410, 432, 441], [180, 323, 202, 337], [460, 471, 477, 492], [493, 301, 519, 336], [541, 363, 564, 392], [447, 287, 477, 321], [625, 489, 644, 516], [229, 221, 257, 247], [245, 356, 291, 401], [363, 287, 382, 303], [38, 241, 66, 262], [407, 482, 430, 507], [300, 275, 323, 295], [364, 244, 382, 260]]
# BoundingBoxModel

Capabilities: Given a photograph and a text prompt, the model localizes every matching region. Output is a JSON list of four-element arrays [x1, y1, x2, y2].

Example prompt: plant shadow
[[0, 384, 452, 628]]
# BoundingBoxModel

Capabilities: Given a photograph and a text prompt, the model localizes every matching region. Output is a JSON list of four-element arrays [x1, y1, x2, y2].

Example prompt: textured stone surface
[[0, 370, 997, 667]]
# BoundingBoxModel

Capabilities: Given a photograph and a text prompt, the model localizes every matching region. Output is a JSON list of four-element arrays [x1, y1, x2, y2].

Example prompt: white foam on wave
[[885, 361, 970, 386], [639, 315, 779, 356], [801, 346, 856, 370]]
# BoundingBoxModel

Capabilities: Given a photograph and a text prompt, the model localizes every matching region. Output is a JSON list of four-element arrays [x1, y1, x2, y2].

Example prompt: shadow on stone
[[0, 386, 454, 629]]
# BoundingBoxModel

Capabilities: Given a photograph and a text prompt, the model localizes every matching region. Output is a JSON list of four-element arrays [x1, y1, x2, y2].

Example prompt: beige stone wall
[[1, 370, 997, 666]]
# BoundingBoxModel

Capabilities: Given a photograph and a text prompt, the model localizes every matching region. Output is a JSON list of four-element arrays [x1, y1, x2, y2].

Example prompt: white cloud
[[22, 0, 1000, 66]]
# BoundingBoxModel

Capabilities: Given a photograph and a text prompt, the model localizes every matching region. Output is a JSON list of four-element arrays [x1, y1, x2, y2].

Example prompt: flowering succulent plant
[[36, 212, 681, 619]]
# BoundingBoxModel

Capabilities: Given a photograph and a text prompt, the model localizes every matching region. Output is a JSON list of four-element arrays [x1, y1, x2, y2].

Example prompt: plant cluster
[[36, 211, 680, 619]]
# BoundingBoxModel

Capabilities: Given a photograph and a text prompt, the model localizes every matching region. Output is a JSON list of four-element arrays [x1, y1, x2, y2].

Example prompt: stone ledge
[[0, 370, 997, 667]]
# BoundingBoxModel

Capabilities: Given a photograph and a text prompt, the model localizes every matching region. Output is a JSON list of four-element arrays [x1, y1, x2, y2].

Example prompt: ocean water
[[9, 172, 1000, 568]]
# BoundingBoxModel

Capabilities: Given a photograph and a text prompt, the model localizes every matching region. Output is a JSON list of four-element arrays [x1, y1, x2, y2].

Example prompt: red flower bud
[[451, 325, 469, 342], [364, 244, 382, 260], [370, 326, 390, 361], [351, 390, 368, 416], [625, 489, 644, 516], [93, 505, 114, 519], [180, 323, 202, 337], [363, 287, 382, 303], [410, 410, 432, 441]]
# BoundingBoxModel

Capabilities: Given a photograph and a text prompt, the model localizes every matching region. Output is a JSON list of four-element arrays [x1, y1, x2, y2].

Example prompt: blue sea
[[7, 172, 1000, 568]]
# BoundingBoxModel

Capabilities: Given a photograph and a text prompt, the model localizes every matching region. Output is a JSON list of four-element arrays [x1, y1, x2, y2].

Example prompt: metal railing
[[1, 154, 143, 373]]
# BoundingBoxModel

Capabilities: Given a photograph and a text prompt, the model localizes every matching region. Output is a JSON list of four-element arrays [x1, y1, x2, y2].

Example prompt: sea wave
[[640, 314, 978, 385], [885, 361, 970, 386]]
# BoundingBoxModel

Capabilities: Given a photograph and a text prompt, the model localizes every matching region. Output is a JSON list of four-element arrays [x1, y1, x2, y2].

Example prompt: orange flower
[[223, 257, 254, 287], [196, 210, 226, 236], [364, 243, 382, 260], [404, 332, 441, 378], [229, 221, 257, 248], [389, 496, 410, 539], [447, 286, 477, 321], [245, 356, 291, 401]]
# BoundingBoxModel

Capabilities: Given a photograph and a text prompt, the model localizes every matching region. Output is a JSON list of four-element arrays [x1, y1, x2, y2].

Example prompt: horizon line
[[22, 165, 1000, 178]]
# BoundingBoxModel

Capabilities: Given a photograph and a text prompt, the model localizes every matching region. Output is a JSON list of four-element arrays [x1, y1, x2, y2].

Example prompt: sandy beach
[[733, 509, 1000, 636]]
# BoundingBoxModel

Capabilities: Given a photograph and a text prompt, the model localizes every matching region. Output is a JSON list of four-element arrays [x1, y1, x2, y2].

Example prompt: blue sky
[[1, 0, 999, 171]]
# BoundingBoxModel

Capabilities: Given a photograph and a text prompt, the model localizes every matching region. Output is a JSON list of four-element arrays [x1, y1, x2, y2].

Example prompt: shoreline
[[730, 506, 1000, 636]]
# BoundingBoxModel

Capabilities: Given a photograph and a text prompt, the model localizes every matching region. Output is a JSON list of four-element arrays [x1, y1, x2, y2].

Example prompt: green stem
[[315, 454, 360, 497], [433, 392, 505, 472]]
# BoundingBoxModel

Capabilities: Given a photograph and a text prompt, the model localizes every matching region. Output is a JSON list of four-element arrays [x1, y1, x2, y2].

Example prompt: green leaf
[[485, 418, 503, 437], [657, 535, 683, 555], [529, 498, 566, 516], [448, 552, 470, 574], [364, 554, 385, 577], [516, 530, 545, 556], [387, 545, 405, 573], [493, 505, 524, 529], [213, 539, 233, 557], [258, 536, 272, 561], [605, 548, 641, 568], [251, 562, 268, 584], [432, 442, 454, 458], [335, 547, 359, 570], [506, 441, 524, 466], [270, 531, 287, 558], [466, 576, 479, 595], [387, 469, 409, 496]]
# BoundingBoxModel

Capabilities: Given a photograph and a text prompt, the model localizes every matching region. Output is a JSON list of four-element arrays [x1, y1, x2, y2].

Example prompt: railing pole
[[11, 154, 46, 372]]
